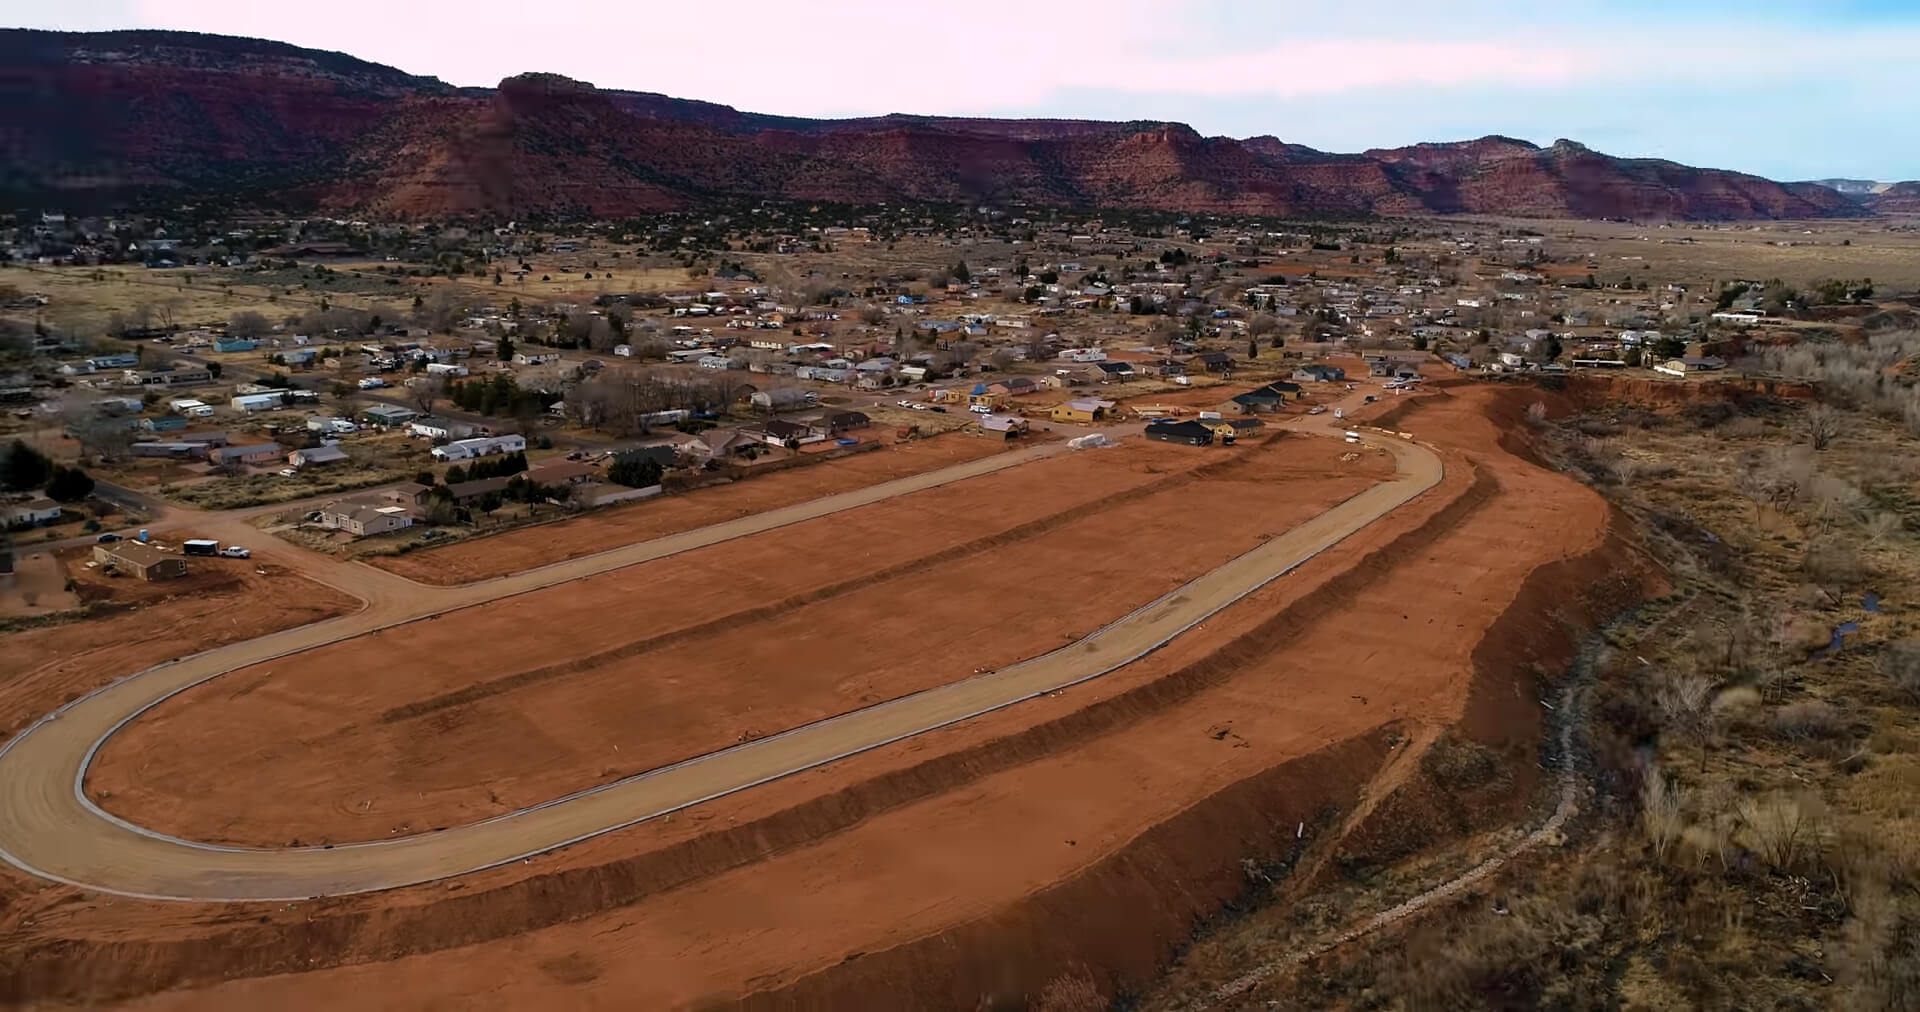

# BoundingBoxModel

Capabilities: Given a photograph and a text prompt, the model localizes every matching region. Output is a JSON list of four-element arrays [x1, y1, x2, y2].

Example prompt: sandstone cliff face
[[1867, 181, 1920, 214], [0, 29, 1869, 222]]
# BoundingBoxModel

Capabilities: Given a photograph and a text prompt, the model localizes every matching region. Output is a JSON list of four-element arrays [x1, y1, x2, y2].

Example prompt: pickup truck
[[219, 546, 251, 559]]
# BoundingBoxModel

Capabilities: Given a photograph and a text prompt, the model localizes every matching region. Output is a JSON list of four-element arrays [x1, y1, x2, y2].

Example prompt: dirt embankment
[[1563, 373, 1815, 407]]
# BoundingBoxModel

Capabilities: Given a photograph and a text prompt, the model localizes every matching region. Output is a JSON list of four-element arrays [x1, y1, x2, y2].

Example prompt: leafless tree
[[1803, 404, 1841, 451], [59, 399, 134, 462], [409, 375, 445, 417], [228, 311, 272, 340]]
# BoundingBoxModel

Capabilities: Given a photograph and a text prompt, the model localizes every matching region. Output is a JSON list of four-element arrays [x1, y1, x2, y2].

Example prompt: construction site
[[0, 376, 1648, 1009]]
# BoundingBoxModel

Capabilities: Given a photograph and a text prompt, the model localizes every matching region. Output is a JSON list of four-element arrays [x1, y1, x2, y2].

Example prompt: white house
[[288, 444, 350, 468], [425, 362, 469, 377], [408, 418, 475, 441], [513, 351, 561, 366], [168, 398, 215, 418], [231, 392, 288, 413], [430, 433, 527, 462]]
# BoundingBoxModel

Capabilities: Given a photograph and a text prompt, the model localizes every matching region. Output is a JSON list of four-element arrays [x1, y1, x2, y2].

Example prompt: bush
[[1881, 640, 1920, 699], [1769, 699, 1848, 741]]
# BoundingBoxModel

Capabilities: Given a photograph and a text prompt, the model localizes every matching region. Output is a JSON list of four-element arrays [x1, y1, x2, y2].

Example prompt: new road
[[0, 407, 1441, 901]]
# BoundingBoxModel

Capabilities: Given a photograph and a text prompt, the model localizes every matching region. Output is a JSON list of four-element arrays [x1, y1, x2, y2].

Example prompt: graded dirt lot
[[38, 384, 1637, 1012], [89, 434, 1390, 846], [368, 433, 1015, 584], [1, 560, 358, 738], [0, 383, 1652, 1012]]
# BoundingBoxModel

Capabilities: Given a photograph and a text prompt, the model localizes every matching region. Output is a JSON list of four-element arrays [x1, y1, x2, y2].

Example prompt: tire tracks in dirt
[[376, 443, 1283, 726]]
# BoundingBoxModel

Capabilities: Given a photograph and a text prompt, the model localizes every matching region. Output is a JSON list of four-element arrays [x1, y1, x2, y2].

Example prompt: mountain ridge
[[0, 28, 1878, 221]]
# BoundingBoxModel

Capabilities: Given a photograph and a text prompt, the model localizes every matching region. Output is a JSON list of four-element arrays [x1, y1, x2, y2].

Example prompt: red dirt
[[1, 561, 360, 740], [89, 435, 1389, 846], [3, 386, 1645, 1012], [368, 433, 1014, 585]]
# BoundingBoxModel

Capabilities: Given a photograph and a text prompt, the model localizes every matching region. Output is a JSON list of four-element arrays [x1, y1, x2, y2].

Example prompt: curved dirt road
[[0, 425, 1440, 901]]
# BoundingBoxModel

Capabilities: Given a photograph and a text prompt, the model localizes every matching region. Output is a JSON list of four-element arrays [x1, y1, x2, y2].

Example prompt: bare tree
[[228, 311, 272, 339], [1803, 404, 1841, 451], [409, 375, 445, 417]]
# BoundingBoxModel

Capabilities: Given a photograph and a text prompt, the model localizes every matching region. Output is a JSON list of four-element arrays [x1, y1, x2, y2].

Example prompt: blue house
[[214, 337, 260, 353]]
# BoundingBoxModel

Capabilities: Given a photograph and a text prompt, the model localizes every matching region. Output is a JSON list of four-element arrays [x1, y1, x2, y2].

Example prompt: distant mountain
[[1866, 182, 1920, 214], [1802, 178, 1892, 196], [0, 28, 1870, 221]]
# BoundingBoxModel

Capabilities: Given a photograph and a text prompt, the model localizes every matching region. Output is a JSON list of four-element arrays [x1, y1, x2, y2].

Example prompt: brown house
[[92, 542, 188, 581]]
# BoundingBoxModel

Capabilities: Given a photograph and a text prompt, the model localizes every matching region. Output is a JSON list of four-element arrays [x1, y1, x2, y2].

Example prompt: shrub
[[1769, 699, 1848, 741], [1881, 640, 1920, 699]]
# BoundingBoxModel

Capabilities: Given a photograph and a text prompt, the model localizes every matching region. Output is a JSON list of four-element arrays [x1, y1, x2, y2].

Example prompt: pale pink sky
[[15, 0, 1920, 178]]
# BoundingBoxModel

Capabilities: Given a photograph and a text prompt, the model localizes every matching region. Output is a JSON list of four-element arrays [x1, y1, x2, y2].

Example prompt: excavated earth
[[0, 385, 1653, 1009]]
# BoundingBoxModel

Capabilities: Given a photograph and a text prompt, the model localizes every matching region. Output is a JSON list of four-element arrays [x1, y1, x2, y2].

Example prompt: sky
[[14, 0, 1919, 181]]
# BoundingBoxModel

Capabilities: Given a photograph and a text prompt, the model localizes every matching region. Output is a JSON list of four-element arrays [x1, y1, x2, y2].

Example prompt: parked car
[[278, 467, 298, 477], [219, 546, 251, 559], [95, 532, 122, 543], [1307, 405, 1327, 415], [968, 404, 992, 414]]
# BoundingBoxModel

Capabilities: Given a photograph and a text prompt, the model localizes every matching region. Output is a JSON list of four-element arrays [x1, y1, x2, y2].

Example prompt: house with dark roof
[[1231, 389, 1286, 414], [1144, 419, 1215, 446], [1190, 351, 1234, 374]]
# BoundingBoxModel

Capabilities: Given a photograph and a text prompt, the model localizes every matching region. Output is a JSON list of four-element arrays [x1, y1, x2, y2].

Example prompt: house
[[1262, 381, 1304, 400], [444, 476, 513, 503], [1051, 397, 1115, 424], [231, 392, 289, 413], [978, 413, 1029, 438], [967, 383, 1008, 411], [1144, 419, 1215, 446], [1190, 352, 1234, 374], [280, 349, 317, 367], [823, 411, 871, 434], [697, 355, 738, 370], [92, 542, 187, 581], [212, 337, 259, 353], [126, 366, 213, 387], [696, 427, 758, 458], [432, 434, 527, 462], [319, 501, 415, 537], [1230, 390, 1286, 414], [755, 419, 823, 446], [425, 362, 468, 377], [138, 415, 191, 433], [1496, 351, 1528, 369], [132, 441, 209, 458], [1094, 361, 1136, 382], [990, 376, 1040, 398], [288, 444, 349, 468], [168, 397, 214, 418], [1202, 417, 1266, 440], [408, 418, 474, 441], [513, 351, 562, 366], [87, 353, 139, 370], [361, 404, 418, 428], [381, 483, 431, 508], [3, 499, 62, 528], [208, 442, 284, 467], [1292, 364, 1346, 383], [524, 460, 600, 486], [1157, 358, 1188, 377]]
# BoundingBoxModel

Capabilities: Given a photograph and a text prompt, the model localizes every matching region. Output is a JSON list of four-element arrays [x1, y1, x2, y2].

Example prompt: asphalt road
[[0, 401, 1440, 901]]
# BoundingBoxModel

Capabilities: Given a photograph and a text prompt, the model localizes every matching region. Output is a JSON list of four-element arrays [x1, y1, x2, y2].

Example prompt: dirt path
[[0, 402, 1440, 900]]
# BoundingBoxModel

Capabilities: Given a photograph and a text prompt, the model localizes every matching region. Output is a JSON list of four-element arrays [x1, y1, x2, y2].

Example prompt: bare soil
[[367, 433, 1015, 585], [89, 434, 1389, 846], [0, 559, 359, 739], [1, 387, 1641, 1012]]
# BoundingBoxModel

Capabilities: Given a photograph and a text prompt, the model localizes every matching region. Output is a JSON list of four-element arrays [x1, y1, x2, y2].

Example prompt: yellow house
[[1050, 397, 1116, 424], [968, 385, 1008, 410]]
